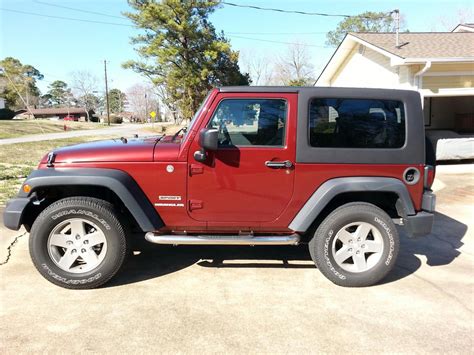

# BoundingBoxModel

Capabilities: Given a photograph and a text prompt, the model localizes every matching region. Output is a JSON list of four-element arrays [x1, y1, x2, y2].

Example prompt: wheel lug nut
[[357, 238, 361, 242], [75, 235, 81, 240], [348, 248, 353, 252], [83, 240, 89, 245], [71, 249, 77, 254], [361, 244, 366, 248], [349, 239, 353, 244], [81, 248, 86, 253], [66, 241, 73, 245], [356, 250, 360, 254]]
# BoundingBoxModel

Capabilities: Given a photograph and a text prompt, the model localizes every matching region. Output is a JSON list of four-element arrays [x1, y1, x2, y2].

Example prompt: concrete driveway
[[1, 165, 472, 353]]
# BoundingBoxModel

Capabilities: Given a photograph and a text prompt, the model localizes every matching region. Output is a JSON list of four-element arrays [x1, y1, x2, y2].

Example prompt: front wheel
[[309, 202, 399, 287], [29, 197, 128, 289]]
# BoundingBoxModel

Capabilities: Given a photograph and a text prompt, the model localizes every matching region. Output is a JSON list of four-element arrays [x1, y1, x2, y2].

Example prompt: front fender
[[6, 168, 164, 232]]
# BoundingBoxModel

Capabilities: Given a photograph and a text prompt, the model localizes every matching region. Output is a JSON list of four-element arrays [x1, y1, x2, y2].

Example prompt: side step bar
[[144, 233, 300, 246]]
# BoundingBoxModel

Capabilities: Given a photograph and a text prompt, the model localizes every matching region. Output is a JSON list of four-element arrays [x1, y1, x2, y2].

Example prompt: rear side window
[[309, 98, 406, 148], [208, 99, 287, 147]]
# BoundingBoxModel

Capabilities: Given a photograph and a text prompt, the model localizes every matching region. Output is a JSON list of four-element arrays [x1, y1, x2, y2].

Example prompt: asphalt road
[[0, 165, 472, 353]]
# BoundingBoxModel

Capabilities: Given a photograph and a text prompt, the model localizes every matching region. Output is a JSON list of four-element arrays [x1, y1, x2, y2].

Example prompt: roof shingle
[[350, 32, 474, 59]]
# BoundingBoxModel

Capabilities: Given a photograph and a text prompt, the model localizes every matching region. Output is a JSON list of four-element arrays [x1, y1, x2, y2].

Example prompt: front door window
[[208, 99, 287, 147]]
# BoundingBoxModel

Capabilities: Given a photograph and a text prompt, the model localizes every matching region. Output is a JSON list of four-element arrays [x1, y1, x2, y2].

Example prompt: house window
[[309, 98, 406, 148], [208, 99, 287, 147]]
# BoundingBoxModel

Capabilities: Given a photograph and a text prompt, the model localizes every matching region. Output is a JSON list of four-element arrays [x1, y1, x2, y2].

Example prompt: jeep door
[[187, 92, 297, 227]]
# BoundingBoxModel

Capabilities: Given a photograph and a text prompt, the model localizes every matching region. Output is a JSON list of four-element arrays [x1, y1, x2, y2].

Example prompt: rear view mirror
[[194, 128, 218, 162], [199, 128, 218, 151]]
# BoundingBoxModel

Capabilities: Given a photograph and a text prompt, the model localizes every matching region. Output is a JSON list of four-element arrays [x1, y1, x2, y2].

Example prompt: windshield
[[182, 91, 212, 141]]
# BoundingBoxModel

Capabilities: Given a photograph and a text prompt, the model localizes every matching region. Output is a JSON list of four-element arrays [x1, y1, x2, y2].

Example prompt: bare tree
[[240, 50, 274, 86], [154, 84, 183, 123], [126, 83, 158, 122], [71, 70, 100, 120], [433, 8, 474, 31], [274, 42, 315, 86]]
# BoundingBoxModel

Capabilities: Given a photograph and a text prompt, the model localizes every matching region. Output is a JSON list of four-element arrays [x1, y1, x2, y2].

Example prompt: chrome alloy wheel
[[47, 218, 107, 273], [331, 221, 384, 273]]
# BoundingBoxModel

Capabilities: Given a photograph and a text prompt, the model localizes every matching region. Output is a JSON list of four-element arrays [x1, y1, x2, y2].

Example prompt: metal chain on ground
[[0, 232, 27, 266]]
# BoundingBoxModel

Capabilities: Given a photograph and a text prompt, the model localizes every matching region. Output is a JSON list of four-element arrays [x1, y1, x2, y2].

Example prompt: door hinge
[[189, 199, 203, 211], [189, 164, 204, 176]]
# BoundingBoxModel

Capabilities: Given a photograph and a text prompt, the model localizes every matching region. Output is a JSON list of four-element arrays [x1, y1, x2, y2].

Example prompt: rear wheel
[[29, 197, 128, 289], [309, 202, 399, 287]]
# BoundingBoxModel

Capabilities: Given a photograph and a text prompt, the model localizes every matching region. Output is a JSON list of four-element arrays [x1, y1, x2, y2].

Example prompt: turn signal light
[[22, 184, 31, 194]]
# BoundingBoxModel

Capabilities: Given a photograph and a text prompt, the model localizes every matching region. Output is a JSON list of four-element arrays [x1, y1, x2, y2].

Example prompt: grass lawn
[[0, 126, 181, 206], [0, 135, 117, 205], [0, 119, 107, 139], [0, 125, 183, 205]]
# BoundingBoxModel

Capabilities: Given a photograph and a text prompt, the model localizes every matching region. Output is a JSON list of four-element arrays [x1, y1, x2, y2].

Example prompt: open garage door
[[424, 96, 474, 161]]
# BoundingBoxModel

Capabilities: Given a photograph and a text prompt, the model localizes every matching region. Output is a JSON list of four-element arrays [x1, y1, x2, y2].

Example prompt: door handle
[[265, 160, 293, 169]]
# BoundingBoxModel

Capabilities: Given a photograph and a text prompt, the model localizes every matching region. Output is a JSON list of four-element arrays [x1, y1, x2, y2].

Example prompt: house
[[24, 107, 95, 121], [315, 26, 474, 160], [452, 23, 474, 32]]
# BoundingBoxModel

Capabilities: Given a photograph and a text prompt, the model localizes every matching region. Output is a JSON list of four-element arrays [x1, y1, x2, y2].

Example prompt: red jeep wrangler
[[4, 87, 436, 289]]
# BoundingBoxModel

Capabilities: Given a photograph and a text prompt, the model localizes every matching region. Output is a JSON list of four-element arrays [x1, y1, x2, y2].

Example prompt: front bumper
[[3, 198, 30, 231]]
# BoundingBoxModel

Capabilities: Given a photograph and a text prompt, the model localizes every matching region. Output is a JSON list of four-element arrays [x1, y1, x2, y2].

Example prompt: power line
[[0, 8, 134, 27], [227, 35, 334, 48], [0, 8, 355, 49], [227, 31, 328, 35], [33, 0, 126, 20], [220, 1, 393, 19]]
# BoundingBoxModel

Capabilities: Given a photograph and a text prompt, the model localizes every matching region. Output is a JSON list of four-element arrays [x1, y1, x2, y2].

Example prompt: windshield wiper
[[171, 127, 187, 142]]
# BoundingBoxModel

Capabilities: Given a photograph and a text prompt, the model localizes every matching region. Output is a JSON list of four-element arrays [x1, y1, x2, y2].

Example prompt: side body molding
[[20, 168, 164, 232], [288, 177, 415, 232]]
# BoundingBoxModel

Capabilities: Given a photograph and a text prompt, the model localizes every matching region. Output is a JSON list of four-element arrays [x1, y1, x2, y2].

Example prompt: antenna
[[393, 9, 400, 47]]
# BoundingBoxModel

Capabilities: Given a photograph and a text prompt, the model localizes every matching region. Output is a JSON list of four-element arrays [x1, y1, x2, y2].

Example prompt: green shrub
[[110, 115, 123, 124], [0, 108, 16, 120]]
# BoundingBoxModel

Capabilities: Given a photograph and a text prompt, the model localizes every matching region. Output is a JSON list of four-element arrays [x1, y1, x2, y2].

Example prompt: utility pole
[[104, 60, 111, 126], [145, 92, 148, 123]]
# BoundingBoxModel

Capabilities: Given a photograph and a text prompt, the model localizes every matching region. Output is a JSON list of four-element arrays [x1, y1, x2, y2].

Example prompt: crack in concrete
[[0, 232, 27, 266]]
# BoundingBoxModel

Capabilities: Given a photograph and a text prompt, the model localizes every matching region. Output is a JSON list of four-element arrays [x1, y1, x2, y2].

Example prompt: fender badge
[[47, 152, 56, 167], [166, 165, 174, 173]]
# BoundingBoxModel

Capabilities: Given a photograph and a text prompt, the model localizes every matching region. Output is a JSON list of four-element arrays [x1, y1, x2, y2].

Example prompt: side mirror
[[199, 128, 218, 151], [194, 128, 218, 162]]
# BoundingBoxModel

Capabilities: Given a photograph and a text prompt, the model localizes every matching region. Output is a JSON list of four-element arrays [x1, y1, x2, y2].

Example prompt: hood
[[43, 136, 180, 164]]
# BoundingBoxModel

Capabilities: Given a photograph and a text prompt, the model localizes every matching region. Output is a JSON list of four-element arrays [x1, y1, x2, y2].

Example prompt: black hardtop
[[219, 86, 424, 165], [218, 86, 421, 99]]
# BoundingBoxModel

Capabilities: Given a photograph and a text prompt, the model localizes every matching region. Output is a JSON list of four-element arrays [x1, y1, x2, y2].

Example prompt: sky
[[1, 0, 472, 95]]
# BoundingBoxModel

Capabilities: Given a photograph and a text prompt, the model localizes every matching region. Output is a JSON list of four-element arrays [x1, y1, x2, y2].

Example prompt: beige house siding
[[331, 46, 400, 88], [423, 75, 474, 90], [428, 63, 474, 72]]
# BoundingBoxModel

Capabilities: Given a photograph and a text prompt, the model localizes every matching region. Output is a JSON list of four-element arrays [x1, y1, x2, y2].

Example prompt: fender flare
[[18, 168, 164, 232], [288, 177, 415, 232]]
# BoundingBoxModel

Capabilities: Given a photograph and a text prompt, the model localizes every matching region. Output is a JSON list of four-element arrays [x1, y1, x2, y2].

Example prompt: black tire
[[29, 197, 128, 289], [309, 202, 399, 287]]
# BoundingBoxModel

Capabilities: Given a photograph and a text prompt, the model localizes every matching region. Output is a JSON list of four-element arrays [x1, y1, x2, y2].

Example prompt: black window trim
[[307, 97, 408, 150], [295, 88, 424, 165], [208, 97, 289, 149]]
